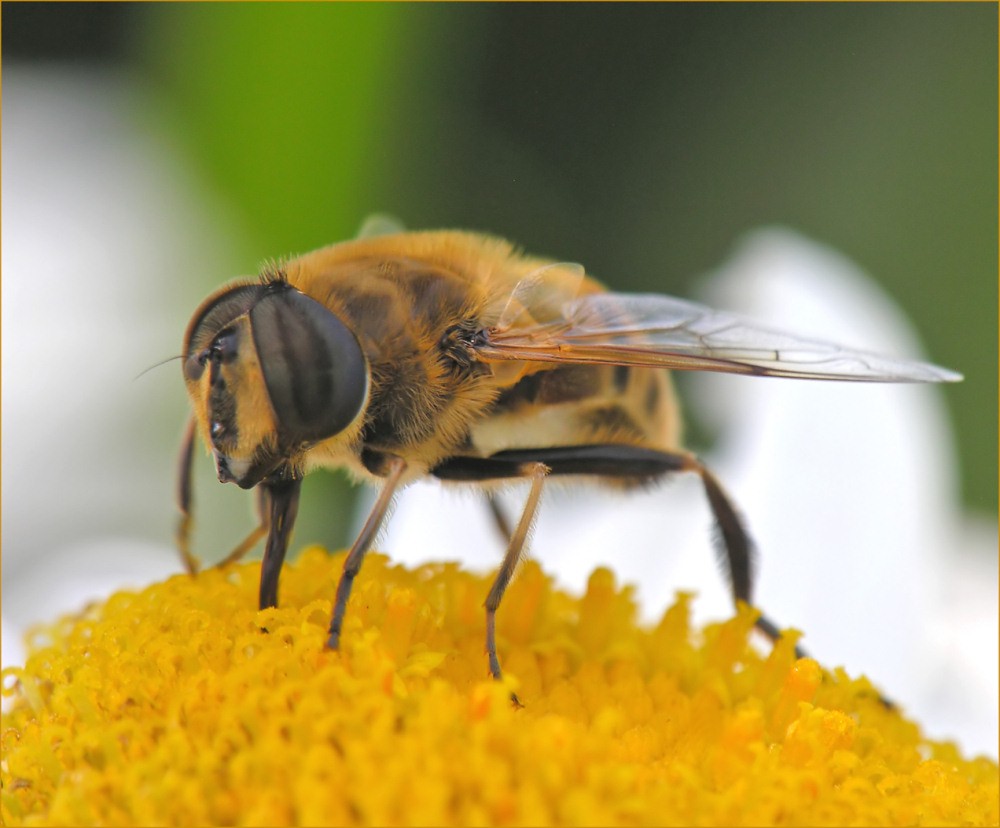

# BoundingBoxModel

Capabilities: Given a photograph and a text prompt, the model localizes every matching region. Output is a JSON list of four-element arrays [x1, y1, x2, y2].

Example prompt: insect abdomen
[[470, 363, 680, 457]]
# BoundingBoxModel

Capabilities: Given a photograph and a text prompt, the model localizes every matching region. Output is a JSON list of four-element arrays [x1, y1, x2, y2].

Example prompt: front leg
[[258, 477, 302, 609], [326, 456, 408, 649], [176, 416, 272, 576]]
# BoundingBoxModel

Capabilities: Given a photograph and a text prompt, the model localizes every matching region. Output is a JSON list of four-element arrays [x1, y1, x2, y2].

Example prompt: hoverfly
[[177, 217, 960, 691]]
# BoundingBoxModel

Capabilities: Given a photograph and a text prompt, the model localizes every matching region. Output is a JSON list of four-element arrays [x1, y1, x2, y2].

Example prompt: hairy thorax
[[283, 232, 680, 481]]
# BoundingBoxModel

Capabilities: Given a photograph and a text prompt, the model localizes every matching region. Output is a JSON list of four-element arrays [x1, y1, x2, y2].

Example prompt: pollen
[[2, 548, 996, 826]]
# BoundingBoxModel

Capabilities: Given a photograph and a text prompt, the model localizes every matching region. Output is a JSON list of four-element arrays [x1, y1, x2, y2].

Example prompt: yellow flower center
[[2, 548, 996, 825]]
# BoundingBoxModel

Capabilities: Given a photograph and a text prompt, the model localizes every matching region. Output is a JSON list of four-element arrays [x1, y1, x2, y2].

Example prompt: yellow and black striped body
[[277, 231, 681, 484]]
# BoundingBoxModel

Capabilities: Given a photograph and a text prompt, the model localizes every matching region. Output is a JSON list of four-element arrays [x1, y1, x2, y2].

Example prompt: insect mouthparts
[[215, 454, 236, 484]]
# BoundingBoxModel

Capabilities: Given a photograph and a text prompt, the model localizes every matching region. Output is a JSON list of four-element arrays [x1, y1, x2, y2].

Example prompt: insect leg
[[258, 477, 302, 609], [483, 463, 548, 691], [326, 456, 408, 650], [214, 486, 270, 568], [486, 494, 513, 544], [433, 445, 687, 481], [680, 457, 753, 606], [678, 456, 807, 658], [175, 417, 200, 575], [682, 456, 890, 704], [177, 416, 270, 573], [433, 445, 803, 658]]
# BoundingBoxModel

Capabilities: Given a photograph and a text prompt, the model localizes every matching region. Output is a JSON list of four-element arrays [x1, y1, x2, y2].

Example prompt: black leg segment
[[175, 417, 199, 575], [258, 477, 303, 610], [432, 444, 687, 482]]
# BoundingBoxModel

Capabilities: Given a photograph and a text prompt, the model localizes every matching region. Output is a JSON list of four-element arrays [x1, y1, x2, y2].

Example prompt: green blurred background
[[5, 2, 995, 548]]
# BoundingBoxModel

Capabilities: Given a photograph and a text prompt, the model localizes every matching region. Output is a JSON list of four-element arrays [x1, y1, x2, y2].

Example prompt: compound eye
[[250, 288, 368, 445], [183, 284, 268, 383]]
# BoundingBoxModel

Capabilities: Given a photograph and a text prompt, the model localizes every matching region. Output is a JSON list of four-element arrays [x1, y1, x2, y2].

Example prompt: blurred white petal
[[2, 69, 247, 670]]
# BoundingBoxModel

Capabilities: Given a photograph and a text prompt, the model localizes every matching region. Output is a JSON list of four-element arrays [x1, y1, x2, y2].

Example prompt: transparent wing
[[476, 291, 962, 382], [496, 262, 585, 330], [355, 214, 407, 239]]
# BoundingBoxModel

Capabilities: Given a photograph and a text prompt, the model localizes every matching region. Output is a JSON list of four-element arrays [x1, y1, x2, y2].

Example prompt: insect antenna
[[133, 354, 184, 381]]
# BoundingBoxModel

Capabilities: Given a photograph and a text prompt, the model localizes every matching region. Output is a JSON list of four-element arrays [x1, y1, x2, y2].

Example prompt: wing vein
[[478, 292, 962, 383]]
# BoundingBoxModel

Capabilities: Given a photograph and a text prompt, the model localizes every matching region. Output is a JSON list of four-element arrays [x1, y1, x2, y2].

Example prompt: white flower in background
[[2, 69, 244, 669]]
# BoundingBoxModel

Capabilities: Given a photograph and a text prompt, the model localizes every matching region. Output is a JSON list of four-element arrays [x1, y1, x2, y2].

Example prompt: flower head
[[2, 548, 996, 826]]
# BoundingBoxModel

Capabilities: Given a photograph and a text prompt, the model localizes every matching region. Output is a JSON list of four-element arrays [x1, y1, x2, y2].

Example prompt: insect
[[176, 218, 961, 692]]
